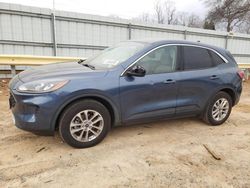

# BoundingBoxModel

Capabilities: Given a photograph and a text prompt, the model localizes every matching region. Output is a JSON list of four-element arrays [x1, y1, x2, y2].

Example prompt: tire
[[59, 99, 111, 148], [203, 91, 232, 126]]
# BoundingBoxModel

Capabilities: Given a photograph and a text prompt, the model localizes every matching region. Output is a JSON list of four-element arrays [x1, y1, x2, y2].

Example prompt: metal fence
[[0, 2, 250, 64]]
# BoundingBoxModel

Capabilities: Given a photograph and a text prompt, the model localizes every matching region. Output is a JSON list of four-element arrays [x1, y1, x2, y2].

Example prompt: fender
[[50, 89, 121, 132], [202, 84, 238, 114]]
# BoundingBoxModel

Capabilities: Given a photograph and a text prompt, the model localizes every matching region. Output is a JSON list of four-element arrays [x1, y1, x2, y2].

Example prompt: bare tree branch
[[204, 0, 250, 32], [154, 0, 177, 24], [155, 0, 165, 24]]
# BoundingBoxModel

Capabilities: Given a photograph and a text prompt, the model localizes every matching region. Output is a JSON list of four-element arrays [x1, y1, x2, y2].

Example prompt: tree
[[238, 12, 250, 33], [204, 0, 250, 32], [163, 0, 176, 24], [175, 12, 204, 28], [175, 12, 188, 26], [155, 0, 165, 24], [244, 15, 250, 34], [154, 0, 176, 24], [203, 19, 216, 30], [187, 14, 204, 28], [135, 12, 153, 23]]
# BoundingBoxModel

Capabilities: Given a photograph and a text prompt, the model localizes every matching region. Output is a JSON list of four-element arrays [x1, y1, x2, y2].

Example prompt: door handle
[[163, 79, 176, 84], [210, 75, 219, 80]]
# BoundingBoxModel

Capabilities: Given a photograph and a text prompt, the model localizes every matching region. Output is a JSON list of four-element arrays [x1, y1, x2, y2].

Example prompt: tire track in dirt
[[0, 160, 60, 182], [0, 155, 95, 183], [0, 133, 39, 144]]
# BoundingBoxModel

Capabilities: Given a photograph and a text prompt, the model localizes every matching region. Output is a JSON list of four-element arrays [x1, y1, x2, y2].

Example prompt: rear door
[[176, 46, 223, 115]]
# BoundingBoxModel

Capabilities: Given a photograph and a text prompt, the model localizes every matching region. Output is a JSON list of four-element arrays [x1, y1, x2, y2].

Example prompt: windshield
[[83, 42, 147, 70]]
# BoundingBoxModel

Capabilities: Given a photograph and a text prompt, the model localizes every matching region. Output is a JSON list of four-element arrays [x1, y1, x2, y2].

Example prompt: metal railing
[[0, 55, 84, 77]]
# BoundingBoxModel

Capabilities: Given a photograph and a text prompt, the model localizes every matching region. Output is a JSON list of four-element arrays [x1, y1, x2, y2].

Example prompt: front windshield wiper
[[78, 59, 95, 70]]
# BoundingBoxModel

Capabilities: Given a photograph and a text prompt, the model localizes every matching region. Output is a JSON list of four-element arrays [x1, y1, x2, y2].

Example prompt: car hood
[[18, 62, 108, 83]]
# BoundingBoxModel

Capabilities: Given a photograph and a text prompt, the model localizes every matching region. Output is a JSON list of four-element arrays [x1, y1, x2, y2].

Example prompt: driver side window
[[136, 46, 177, 75]]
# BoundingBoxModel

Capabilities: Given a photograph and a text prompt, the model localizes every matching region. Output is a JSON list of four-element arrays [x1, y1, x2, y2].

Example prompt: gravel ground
[[0, 79, 249, 188]]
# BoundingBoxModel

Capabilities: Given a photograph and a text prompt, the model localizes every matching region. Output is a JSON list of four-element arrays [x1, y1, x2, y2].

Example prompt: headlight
[[17, 80, 69, 93]]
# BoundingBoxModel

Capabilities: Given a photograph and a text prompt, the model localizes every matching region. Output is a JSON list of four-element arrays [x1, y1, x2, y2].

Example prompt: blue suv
[[9, 40, 243, 148]]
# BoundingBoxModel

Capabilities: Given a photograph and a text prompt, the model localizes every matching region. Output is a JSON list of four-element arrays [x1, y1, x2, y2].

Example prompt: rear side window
[[209, 51, 225, 65], [183, 46, 213, 70]]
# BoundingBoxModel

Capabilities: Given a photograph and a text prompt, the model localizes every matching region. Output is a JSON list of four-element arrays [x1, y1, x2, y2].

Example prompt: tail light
[[237, 69, 245, 80]]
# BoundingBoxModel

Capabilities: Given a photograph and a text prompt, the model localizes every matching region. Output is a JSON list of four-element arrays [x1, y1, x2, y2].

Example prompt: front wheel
[[203, 92, 232, 125], [59, 100, 111, 148]]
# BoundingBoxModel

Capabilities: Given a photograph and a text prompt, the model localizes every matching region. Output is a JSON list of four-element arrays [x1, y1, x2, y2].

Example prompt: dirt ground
[[0, 79, 249, 188]]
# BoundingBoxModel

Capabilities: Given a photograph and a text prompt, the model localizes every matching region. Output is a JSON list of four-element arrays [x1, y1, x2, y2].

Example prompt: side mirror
[[126, 65, 146, 77]]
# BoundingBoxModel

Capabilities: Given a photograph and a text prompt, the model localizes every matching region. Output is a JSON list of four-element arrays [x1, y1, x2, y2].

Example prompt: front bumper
[[8, 75, 73, 135], [9, 90, 59, 135]]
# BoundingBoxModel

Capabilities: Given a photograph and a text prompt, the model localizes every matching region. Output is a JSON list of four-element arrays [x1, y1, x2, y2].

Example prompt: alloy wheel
[[212, 98, 229, 121], [69, 110, 104, 142]]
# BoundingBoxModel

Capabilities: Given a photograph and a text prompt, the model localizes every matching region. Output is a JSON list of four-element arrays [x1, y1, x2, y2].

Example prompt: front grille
[[9, 93, 16, 109]]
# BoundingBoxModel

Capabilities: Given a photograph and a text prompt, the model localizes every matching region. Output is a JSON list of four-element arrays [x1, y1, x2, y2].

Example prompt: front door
[[119, 45, 180, 124]]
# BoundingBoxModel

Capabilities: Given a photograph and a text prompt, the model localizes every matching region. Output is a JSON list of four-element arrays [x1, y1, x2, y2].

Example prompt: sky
[[0, 0, 207, 19]]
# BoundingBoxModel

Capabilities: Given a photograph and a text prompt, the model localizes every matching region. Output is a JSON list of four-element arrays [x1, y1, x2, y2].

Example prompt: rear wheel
[[59, 100, 111, 148], [203, 92, 232, 125]]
